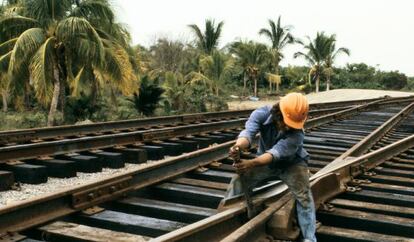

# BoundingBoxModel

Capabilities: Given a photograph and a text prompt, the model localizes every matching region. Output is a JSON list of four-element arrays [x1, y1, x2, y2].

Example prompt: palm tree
[[188, 19, 224, 55], [1, 0, 136, 126], [324, 36, 350, 91], [0, 0, 30, 111], [230, 41, 269, 97], [162, 71, 186, 111], [259, 16, 296, 93], [294, 32, 333, 93], [129, 75, 164, 116], [189, 50, 234, 96]]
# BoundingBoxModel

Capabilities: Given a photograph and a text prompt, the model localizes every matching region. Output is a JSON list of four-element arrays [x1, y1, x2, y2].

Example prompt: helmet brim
[[283, 116, 306, 129]]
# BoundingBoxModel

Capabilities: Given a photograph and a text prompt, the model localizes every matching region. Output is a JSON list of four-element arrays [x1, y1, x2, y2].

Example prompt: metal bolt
[[110, 186, 117, 193]]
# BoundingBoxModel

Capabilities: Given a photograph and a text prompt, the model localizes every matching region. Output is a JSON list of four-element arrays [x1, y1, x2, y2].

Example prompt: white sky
[[114, 0, 414, 76]]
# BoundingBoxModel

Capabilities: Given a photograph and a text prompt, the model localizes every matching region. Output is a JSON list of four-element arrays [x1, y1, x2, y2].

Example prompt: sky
[[114, 0, 414, 76]]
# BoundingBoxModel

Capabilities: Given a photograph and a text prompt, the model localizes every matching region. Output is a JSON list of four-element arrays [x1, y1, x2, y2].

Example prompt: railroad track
[[0, 96, 413, 241], [0, 97, 396, 192], [0, 96, 387, 146], [220, 101, 414, 242]]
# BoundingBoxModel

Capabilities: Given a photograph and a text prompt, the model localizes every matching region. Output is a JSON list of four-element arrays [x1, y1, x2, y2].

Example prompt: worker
[[225, 92, 316, 242]]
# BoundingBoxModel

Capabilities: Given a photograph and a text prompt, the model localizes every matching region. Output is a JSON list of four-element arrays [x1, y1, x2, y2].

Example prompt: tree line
[[0, 0, 411, 127]]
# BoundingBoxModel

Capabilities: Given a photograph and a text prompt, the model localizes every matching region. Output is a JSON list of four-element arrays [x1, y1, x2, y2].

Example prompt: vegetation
[[0, 1, 412, 130], [129, 75, 164, 116], [1, 0, 136, 126], [259, 16, 297, 93], [188, 19, 224, 55]]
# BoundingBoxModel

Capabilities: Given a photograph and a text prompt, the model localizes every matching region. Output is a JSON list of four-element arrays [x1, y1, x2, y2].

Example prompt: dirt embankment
[[227, 89, 413, 110]]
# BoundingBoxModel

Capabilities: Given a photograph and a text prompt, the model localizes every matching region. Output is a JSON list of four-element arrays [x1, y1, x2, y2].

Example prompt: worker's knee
[[295, 190, 313, 209]]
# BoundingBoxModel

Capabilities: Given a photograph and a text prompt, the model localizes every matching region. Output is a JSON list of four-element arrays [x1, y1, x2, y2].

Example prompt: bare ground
[[227, 89, 413, 110]]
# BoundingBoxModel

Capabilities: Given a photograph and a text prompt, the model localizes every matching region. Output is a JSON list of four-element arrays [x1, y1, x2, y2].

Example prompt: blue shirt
[[238, 105, 309, 169]]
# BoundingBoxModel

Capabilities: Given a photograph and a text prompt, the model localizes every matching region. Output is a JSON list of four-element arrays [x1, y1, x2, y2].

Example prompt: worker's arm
[[234, 153, 273, 173], [235, 130, 305, 173], [230, 108, 267, 159], [237, 107, 268, 148], [234, 137, 250, 150], [266, 129, 304, 165]]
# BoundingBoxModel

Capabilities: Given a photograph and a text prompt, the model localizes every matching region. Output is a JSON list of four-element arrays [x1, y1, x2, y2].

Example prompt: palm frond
[[0, 51, 11, 73], [24, 0, 72, 25], [129, 75, 164, 116], [258, 28, 272, 41], [293, 51, 315, 65], [0, 37, 17, 55], [29, 36, 56, 107], [186, 71, 214, 87], [97, 43, 138, 96], [188, 23, 205, 50], [56, 17, 104, 64], [333, 47, 350, 58], [0, 15, 38, 41], [71, 0, 114, 24], [189, 19, 223, 54], [8, 27, 45, 97], [70, 66, 92, 97]]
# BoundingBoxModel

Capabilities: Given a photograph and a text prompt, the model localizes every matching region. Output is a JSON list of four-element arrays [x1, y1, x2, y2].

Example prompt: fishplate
[[72, 176, 132, 209]]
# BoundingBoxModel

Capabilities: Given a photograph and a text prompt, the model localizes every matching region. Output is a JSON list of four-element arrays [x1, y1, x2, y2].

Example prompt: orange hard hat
[[279, 92, 309, 129]]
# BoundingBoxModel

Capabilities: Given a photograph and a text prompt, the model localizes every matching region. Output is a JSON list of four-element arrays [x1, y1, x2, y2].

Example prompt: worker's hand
[[233, 159, 255, 174], [228, 145, 241, 160]]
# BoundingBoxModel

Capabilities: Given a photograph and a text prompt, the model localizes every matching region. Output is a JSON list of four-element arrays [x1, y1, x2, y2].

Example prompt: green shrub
[[129, 76, 164, 116], [65, 93, 102, 123]]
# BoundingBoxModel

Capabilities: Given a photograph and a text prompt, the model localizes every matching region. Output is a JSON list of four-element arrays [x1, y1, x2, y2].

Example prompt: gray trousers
[[224, 163, 317, 242]]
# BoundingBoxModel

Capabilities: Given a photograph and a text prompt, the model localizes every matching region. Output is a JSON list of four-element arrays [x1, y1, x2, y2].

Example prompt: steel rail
[[305, 96, 414, 129], [0, 96, 403, 145], [0, 98, 389, 236], [164, 134, 414, 242], [307, 105, 356, 117], [0, 118, 245, 163], [0, 141, 235, 234], [149, 99, 414, 241], [0, 110, 252, 145], [0, 98, 397, 163], [315, 101, 414, 178], [0, 97, 412, 238], [220, 101, 414, 242]]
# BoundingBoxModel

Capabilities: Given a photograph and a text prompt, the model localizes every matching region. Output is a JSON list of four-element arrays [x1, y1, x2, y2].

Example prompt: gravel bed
[[0, 159, 166, 207]]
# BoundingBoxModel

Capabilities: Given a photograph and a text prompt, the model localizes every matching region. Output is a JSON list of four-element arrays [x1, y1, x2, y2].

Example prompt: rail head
[[0, 141, 235, 233]]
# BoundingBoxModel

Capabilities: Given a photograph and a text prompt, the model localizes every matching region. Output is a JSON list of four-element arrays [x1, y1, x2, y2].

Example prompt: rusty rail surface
[[0, 110, 252, 145], [0, 97, 391, 236], [0, 96, 401, 145], [0, 119, 245, 163], [1, 97, 412, 164], [0, 141, 234, 233], [0, 97, 413, 241]]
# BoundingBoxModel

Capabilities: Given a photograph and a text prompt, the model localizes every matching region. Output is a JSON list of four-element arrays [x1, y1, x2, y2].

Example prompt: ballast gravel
[[0, 159, 166, 207]]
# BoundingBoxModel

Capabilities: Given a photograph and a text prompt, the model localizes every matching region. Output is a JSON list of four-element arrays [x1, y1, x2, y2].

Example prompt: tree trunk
[[24, 82, 31, 110], [315, 74, 320, 93], [254, 76, 258, 97], [273, 61, 280, 94], [243, 73, 247, 97], [110, 86, 118, 111], [326, 74, 331, 91], [268, 80, 272, 94], [47, 68, 61, 126], [58, 77, 65, 113], [1, 90, 8, 112]]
